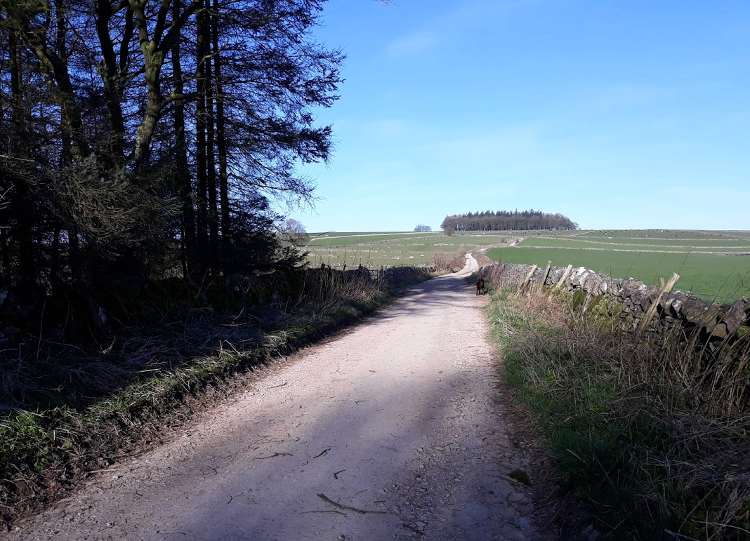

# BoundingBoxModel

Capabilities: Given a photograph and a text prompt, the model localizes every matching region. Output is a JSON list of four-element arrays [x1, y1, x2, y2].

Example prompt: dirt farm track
[[8, 258, 552, 541]]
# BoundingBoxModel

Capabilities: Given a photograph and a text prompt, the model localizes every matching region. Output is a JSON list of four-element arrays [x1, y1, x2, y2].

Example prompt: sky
[[288, 0, 750, 232]]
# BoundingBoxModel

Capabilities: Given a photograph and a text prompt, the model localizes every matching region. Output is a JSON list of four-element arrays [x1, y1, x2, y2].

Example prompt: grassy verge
[[488, 288, 750, 540], [0, 267, 431, 528]]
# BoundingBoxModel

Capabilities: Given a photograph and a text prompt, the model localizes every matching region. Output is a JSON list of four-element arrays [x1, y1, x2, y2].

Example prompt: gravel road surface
[[9, 260, 551, 541]]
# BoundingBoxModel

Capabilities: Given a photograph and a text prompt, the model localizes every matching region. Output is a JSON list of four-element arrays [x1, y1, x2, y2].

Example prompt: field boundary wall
[[479, 263, 750, 342], [313, 264, 433, 285]]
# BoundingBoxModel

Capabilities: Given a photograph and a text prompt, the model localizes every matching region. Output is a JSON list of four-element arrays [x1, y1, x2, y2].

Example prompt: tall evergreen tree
[[0, 0, 342, 296]]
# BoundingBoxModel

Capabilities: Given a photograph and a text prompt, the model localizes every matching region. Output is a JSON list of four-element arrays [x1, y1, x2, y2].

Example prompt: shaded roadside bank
[[0, 266, 430, 529]]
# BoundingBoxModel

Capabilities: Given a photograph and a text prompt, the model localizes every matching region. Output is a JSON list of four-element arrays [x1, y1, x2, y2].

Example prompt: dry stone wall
[[479, 263, 750, 342], [320, 265, 433, 285], [380, 265, 433, 284]]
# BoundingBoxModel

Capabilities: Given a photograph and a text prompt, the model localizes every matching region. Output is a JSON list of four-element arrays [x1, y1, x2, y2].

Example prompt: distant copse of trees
[[441, 210, 578, 233]]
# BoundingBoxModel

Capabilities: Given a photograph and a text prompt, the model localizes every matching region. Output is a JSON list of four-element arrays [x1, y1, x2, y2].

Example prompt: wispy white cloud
[[436, 0, 542, 31], [584, 185, 750, 230], [583, 84, 671, 112], [367, 118, 411, 139], [664, 185, 750, 201], [385, 0, 540, 58], [386, 30, 438, 57], [426, 125, 542, 168], [681, 59, 750, 75]]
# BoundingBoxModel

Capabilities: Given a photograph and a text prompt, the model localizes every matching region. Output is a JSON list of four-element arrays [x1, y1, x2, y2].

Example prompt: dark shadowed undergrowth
[[488, 288, 750, 541], [0, 267, 431, 528]]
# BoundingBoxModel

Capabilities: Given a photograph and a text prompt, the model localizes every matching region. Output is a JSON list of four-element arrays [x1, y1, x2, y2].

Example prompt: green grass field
[[486, 230, 750, 301], [519, 237, 750, 252], [301, 230, 750, 300], [304, 231, 510, 268]]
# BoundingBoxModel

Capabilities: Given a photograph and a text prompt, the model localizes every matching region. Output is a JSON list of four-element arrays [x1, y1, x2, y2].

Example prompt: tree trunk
[[195, 1, 210, 272], [0, 48, 6, 284], [0, 225, 9, 284], [205, 9, 219, 270], [21, 21, 90, 162], [9, 30, 35, 294], [130, 0, 202, 172], [94, 0, 129, 164], [134, 50, 164, 172], [172, 0, 197, 278], [212, 0, 231, 274]]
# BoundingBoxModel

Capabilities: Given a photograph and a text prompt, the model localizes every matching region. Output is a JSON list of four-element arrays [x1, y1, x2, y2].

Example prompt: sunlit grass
[[304, 231, 511, 267], [303, 230, 750, 300], [520, 237, 750, 251], [487, 247, 750, 300], [489, 290, 750, 540]]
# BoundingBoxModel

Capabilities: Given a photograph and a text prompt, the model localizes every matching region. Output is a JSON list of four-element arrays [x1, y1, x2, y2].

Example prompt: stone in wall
[[722, 297, 750, 336], [569, 267, 591, 289]]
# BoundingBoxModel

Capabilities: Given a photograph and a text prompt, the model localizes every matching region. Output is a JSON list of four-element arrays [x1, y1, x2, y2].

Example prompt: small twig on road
[[300, 509, 346, 516], [254, 452, 293, 459], [316, 493, 388, 515], [313, 447, 331, 458], [333, 469, 346, 479]]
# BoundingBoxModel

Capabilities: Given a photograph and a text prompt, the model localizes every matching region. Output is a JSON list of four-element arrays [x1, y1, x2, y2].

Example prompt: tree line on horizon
[[441, 210, 578, 233], [0, 0, 341, 310]]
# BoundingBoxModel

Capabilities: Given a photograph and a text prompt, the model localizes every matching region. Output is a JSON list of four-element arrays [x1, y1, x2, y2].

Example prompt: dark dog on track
[[475, 278, 486, 295]]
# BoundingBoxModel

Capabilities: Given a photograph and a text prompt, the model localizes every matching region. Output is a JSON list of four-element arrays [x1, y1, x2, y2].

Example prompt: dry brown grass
[[432, 249, 467, 273], [471, 249, 495, 267], [490, 289, 750, 540]]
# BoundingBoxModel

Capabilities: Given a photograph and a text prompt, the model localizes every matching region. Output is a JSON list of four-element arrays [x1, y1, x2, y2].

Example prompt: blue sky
[[289, 0, 750, 232]]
